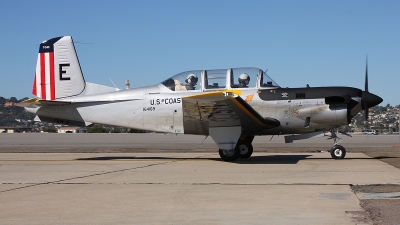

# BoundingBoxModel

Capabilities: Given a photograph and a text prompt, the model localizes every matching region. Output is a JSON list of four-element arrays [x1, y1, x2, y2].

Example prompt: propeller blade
[[363, 57, 369, 122], [365, 57, 368, 92], [360, 57, 383, 124]]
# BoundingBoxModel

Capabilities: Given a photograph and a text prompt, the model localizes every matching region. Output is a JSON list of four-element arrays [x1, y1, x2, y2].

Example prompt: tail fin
[[32, 36, 85, 100]]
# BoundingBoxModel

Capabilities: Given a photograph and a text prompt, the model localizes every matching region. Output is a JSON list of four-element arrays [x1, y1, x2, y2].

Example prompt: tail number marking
[[59, 64, 71, 80]]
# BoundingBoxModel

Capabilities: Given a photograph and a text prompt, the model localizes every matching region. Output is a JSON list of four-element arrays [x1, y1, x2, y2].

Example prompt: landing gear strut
[[328, 129, 348, 159]]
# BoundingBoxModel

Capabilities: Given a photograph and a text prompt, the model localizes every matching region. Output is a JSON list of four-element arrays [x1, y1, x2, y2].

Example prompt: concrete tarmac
[[1, 134, 400, 224]]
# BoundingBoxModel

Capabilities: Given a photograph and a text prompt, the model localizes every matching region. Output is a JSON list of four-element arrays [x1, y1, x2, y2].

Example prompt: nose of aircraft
[[361, 91, 383, 109]]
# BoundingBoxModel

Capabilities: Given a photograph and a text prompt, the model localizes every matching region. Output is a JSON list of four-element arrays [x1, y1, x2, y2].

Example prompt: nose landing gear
[[330, 145, 346, 159], [328, 129, 351, 159]]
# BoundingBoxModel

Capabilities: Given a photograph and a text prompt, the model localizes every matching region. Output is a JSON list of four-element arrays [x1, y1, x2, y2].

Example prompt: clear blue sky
[[1, 0, 399, 106]]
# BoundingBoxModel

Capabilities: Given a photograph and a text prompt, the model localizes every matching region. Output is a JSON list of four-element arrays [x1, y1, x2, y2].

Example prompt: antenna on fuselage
[[109, 78, 119, 91]]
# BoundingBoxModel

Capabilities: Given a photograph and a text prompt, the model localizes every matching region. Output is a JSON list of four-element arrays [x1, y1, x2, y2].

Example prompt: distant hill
[[0, 97, 34, 127]]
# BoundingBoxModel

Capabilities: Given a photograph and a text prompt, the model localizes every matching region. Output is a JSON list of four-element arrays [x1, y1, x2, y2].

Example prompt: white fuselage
[[28, 83, 356, 135]]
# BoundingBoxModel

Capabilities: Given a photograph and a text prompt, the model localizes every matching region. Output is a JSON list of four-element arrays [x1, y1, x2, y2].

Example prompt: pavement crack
[[0, 159, 180, 194]]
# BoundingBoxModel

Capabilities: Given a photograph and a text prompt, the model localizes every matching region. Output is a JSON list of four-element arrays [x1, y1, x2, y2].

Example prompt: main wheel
[[219, 148, 239, 162], [237, 143, 253, 158], [330, 145, 346, 159]]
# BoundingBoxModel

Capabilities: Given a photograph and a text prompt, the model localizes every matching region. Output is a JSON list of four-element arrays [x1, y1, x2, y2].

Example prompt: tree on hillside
[[0, 97, 35, 127], [87, 125, 108, 133], [0, 97, 6, 105], [9, 97, 18, 103]]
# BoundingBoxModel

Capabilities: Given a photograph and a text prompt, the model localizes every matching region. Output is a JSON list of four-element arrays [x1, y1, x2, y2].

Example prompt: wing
[[182, 90, 280, 135]]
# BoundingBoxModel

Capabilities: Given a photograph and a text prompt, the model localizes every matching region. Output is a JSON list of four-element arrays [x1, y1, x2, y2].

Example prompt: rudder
[[32, 36, 85, 100]]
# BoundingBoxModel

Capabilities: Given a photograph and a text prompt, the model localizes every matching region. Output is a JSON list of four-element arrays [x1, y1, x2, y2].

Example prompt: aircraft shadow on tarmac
[[373, 156, 400, 159], [75, 155, 313, 164], [228, 155, 398, 164], [233, 155, 313, 164], [74, 155, 396, 165]]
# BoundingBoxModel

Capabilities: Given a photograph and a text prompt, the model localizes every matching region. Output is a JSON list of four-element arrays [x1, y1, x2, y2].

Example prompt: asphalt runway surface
[[1, 133, 400, 224]]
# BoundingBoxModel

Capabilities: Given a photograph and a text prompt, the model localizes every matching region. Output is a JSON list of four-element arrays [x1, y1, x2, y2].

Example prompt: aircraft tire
[[237, 143, 253, 159], [330, 145, 346, 159], [219, 148, 239, 162]]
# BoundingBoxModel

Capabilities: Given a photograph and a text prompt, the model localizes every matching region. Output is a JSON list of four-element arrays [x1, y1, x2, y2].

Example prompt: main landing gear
[[328, 129, 351, 159], [219, 149, 239, 162], [219, 136, 254, 162]]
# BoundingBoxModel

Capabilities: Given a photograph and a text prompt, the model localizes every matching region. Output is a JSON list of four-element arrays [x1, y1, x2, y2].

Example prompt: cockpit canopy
[[161, 67, 279, 91]]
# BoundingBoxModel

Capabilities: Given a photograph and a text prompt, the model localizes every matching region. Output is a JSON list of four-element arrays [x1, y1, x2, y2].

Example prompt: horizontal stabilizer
[[16, 97, 139, 108], [15, 98, 71, 107]]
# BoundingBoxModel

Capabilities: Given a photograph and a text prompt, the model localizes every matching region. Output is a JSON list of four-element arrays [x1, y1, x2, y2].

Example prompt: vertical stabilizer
[[32, 36, 85, 100]]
